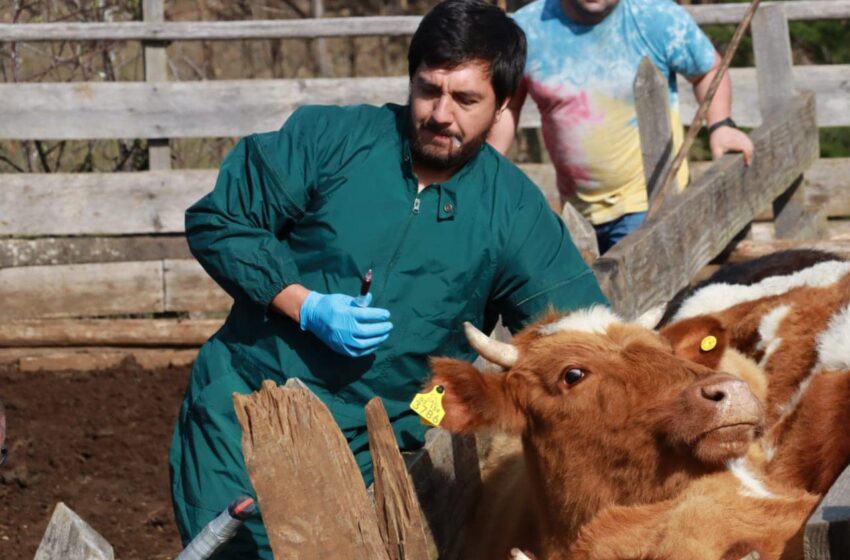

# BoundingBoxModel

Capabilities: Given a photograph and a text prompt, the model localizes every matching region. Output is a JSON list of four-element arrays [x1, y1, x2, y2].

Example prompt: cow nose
[[690, 375, 762, 424]]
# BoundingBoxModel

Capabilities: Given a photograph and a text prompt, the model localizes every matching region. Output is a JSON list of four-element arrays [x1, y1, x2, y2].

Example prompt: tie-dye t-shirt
[[513, 0, 715, 224]]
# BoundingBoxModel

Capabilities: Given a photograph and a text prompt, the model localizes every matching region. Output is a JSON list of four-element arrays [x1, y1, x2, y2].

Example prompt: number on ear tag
[[410, 385, 446, 427]]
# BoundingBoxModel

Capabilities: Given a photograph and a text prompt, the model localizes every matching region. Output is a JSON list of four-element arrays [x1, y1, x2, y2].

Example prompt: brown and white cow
[[426, 306, 764, 560], [665, 258, 850, 495], [570, 448, 819, 560], [570, 255, 850, 559]]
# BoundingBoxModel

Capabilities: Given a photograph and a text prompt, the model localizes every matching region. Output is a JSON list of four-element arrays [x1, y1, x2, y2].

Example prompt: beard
[[409, 111, 493, 172]]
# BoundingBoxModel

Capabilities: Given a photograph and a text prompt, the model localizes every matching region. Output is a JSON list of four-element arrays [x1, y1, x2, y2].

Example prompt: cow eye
[[563, 368, 586, 386]]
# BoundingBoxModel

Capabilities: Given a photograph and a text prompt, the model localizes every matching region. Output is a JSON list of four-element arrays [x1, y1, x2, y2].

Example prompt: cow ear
[[659, 316, 729, 370], [426, 358, 525, 434]]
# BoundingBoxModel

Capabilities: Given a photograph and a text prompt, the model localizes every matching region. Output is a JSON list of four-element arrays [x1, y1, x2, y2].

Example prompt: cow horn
[[463, 322, 518, 368]]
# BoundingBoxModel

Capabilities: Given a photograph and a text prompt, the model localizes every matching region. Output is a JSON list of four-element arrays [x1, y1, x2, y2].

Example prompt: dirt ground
[[0, 360, 191, 559]]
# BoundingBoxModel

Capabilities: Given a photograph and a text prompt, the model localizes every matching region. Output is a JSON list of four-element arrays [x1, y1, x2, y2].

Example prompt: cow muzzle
[[687, 374, 764, 464]]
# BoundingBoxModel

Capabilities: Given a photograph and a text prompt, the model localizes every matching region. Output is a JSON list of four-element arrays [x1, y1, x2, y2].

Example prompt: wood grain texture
[[33, 502, 114, 560], [1, 66, 847, 140], [0, 170, 211, 236], [593, 93, 818, 318], [0, 261, 164, 320], [0, 235, 192, 268], [2, 2, 848, 41], [0, 318, 222, 347], [634, 57, 677, 205], [233, 380, 389, 560], [561, 202, 599, 265], [0, 346, 198, 371], [143, 0, 171, 170], [406, 429, 482, 559], [365, 398, 430, 560], [691, 158, 850, 220], [753, 4, 795, 116], [163, 259, 232, 314]]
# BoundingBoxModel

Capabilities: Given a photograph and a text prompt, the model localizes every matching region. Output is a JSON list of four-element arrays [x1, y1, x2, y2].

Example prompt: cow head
[[427, 307, 764, 547]]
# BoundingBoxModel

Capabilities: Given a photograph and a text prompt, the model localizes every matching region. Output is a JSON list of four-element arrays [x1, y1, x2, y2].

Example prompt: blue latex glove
[[299, 291, 393, 357]]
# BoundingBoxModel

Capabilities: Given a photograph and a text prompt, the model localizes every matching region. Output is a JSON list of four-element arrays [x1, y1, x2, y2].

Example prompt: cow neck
[[520, 429, 717, 557]]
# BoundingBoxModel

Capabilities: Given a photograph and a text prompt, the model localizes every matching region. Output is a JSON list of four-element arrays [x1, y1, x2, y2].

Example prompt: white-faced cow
[[426, 306, 764, 560]]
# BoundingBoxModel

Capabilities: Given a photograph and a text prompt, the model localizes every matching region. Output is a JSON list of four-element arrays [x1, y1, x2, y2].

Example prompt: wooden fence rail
[[1, 65, 848, 141], [1, 0, 849, 42]]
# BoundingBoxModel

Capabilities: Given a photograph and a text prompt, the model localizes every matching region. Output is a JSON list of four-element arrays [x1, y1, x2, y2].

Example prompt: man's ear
[[494, 95, 511, 123], [659, 316, 728, 370], [426, 358, 525, 434]]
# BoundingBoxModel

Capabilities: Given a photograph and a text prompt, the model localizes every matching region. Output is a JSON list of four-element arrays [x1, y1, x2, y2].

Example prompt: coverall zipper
[[373, 194, 422, 304]]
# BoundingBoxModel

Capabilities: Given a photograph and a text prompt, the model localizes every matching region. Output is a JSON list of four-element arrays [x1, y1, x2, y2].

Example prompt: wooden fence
[[2, 1, 850, 558]]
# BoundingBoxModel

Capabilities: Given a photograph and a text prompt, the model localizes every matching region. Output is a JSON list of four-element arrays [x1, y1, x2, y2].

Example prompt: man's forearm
[[691, 53, 733, 127], [270, 284, 310, 323]]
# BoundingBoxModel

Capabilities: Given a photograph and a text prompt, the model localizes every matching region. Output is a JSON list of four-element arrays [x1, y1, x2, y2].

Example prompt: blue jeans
[[594, 211, 647, 254]]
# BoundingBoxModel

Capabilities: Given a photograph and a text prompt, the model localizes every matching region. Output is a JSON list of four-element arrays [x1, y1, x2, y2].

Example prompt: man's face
[[409, 61, 505, 171], [562, 0, 619, 23]]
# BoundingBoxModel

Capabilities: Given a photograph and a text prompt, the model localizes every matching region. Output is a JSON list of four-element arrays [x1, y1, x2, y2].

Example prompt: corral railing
[[2, 1, 849, 558]]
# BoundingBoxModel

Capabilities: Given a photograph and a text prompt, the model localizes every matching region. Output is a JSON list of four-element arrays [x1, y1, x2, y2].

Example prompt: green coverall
[[169, 103, 608, 558]]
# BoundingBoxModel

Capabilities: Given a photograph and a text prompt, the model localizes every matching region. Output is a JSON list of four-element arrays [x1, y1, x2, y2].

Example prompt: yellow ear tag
[[700, 335, 718, 352], [410, 385, 446, 427]]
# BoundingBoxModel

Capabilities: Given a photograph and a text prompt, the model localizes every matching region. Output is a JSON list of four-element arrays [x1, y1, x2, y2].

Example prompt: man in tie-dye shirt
[[489, 0, 753, 252]]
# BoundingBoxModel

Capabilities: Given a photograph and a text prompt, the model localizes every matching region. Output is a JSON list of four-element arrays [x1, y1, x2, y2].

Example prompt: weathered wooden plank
[[753, 4, 795, 116], [0, 66, 846, 140], [806, 159, 850, 218], [561, 202, 599, 265], [1, 2, 849, 42], [691, 158, 850, 220], [0, 318, 222, 347], [805, 464, 850, 560], [0, 346, 198, 371], [634, 57, 677, 206], [163, 258, 232, 314], [0, 170, 211, 236], [365, 398, 430, 560], [593, 93, 818, 318], [727, 239, 850, 263], [2, 166, 550, 238], [752, 4, 825, 241], [33, 502, 114, 560], [143, 0, 171, 170], [406, 429, 482, 559], [0, 235, 192, 268], [233, 380, 389, 559], [0, 261, 164, 320]]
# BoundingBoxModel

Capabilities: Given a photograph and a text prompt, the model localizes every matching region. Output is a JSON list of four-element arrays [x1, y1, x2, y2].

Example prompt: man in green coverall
[[169, 0, 608, 556]]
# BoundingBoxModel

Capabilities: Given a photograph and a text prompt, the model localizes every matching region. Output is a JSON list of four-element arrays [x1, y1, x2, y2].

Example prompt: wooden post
[[233, 380, 389, 559], [142, 0, 170, 170], [365, 398, 430, 560], [753, 4, 825, 240], [310, 0, 332, 78], [34, 502, 114, 560], [634, 57, 679, 208], [561, 202, 599, 263]]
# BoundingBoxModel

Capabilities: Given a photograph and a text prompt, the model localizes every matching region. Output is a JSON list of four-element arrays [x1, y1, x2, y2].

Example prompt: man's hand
[[709, 125, 754, 166], [299, 292, 393, 357]]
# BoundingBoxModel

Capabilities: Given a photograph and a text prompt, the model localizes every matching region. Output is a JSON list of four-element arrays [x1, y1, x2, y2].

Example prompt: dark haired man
[[169, 0, 606, 556]]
